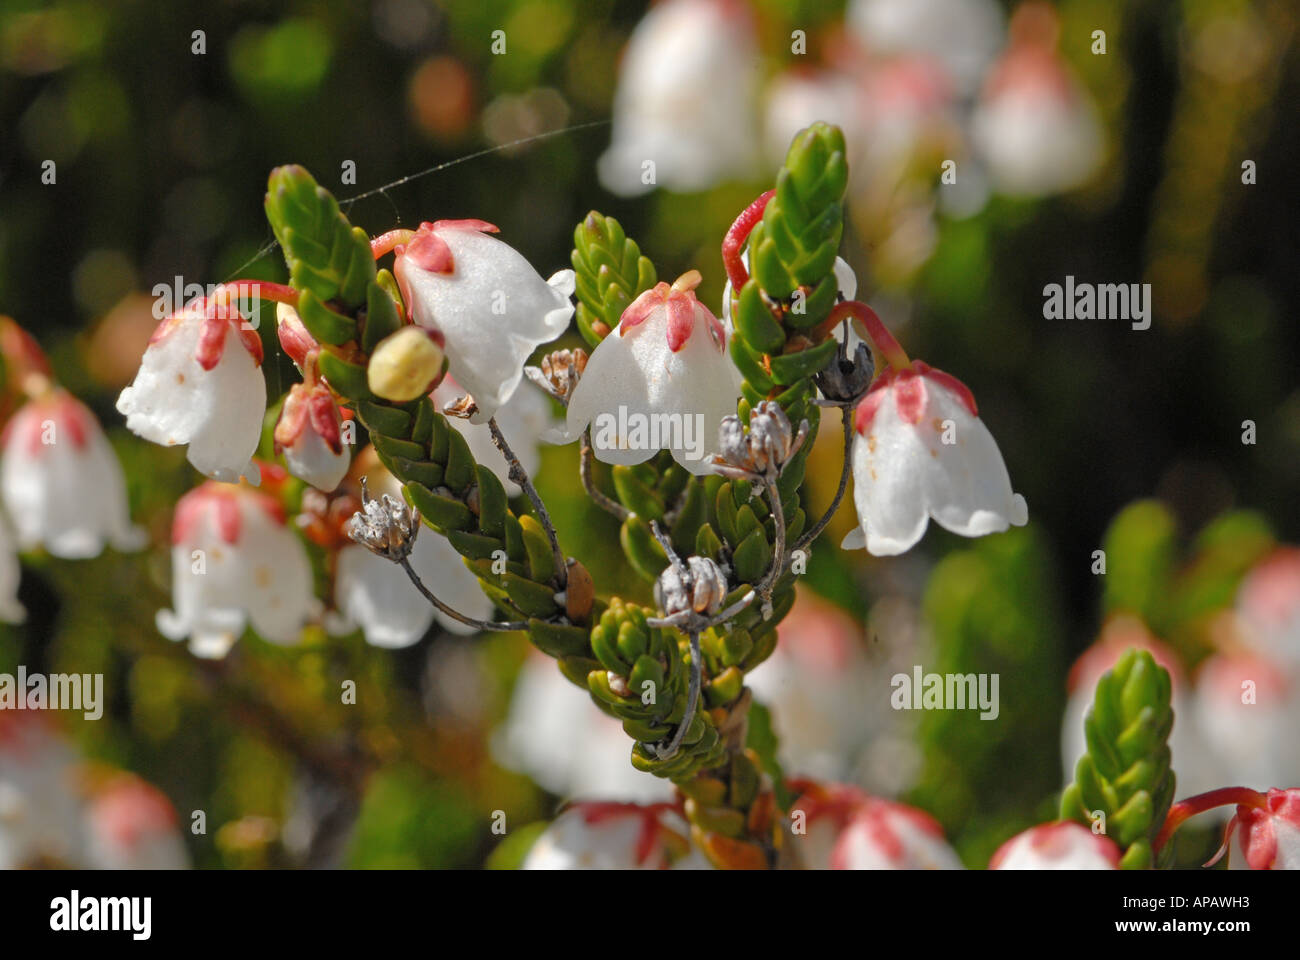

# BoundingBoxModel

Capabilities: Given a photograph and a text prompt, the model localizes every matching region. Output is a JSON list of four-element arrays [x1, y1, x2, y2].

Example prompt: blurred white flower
[[332, 531, 490, 647], [116, 297, 266, 485], [0, 715, 88, 868], [848, 0, 1005, 96], [496, 649, 673, 804], [522, 801, 706, 870], [843, 360, 1026, 556], [970, 4, 1103, 197], [832, 799, 964, 869], [328, 465, 491, 647], [788, 781, 960, 869], [598, 0, 759, 196], [157, 479, 318, 658], [989, 821, 1120, 869], [746, 589, 878, 783], [563, 273, 741, 475], [1192, 651, 1300, 792], [85, 774, 189, 870], [763, 69, 864, 171], [393, 220, 574, 424], [1235, 547, 1300, 668], [1, 390, 145, 559], [274, 381, 350, 492]]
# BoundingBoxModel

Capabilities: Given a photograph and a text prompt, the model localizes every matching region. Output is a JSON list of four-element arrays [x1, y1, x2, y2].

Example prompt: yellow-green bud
[[367, 326, 444, 402]]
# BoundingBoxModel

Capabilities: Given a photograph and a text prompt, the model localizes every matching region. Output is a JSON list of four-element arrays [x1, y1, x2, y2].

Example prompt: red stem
[[1154, 786, 1267, 852], [370, 229, 416, 260], [722, 189, 775, 293], [214, 280, 300, 308], [829, 300, 911, 372]]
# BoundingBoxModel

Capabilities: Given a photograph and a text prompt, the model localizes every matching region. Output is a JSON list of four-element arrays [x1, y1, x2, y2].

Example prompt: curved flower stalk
[[157, 471, 318, 658], [598, 0, 759, 197], [117, 294, 268, 485], [1157, 786, 1300, 870], [1, 388, 145, 558], [521, 801, 709, 870], [432, 376, 554, 495], [325, 460, 494, 645], [990, 821, 1121, 870], [562, 271, 742, 475], [389, 219, 575, 424]]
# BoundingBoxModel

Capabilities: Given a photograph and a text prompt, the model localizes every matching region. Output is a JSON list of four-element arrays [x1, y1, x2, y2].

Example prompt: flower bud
[[367, 326, 444, 402]]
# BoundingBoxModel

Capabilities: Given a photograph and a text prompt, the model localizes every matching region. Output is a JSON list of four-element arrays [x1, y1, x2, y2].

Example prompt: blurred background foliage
[[0, 0, 1296, 868]]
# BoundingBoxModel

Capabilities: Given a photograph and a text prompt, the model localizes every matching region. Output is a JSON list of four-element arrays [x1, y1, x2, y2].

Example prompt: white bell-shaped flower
[[521, 802, 705, 870], [84, 775, 189, 870], [970, 4, 1103, 197], [1, 390, 145, 559], [598, 0, 759, 196], [393, 219, 574, 425], [274, 380, 350, 492], [990, 821, 1121, 870], [0, 518, 24, 623], [564, 272, 741, 475], [844, 360, 1027, 556], [157, 478, 318, 657], [116, 297, 266, 484]]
